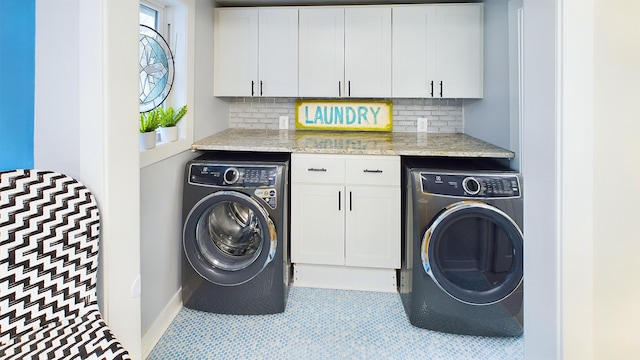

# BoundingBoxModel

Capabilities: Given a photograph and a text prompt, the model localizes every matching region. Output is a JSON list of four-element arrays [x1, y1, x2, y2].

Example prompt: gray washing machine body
[[182, 152, 291, 315], [400, 157, 524, 337]]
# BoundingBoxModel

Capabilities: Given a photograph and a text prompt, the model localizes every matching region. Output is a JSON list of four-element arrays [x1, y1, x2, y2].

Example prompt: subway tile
[[225, 98, 465, 133]]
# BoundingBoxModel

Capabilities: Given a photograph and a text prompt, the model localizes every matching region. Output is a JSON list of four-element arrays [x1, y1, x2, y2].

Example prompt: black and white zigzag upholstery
[[0, 169, 130, 360]]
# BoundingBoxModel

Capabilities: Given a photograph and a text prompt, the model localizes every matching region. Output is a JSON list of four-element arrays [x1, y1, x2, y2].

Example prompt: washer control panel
[[419, 172, 521, 198], [189, 164, 279, 188]]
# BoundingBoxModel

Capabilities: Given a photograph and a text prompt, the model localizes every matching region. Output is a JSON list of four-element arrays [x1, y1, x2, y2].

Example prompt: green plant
[[159, 105, 188, 128], [140, 110, 161, 133]]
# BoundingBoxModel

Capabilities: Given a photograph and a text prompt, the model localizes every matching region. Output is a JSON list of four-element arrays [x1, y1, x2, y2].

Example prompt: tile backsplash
[[228, 98, 463, 133]]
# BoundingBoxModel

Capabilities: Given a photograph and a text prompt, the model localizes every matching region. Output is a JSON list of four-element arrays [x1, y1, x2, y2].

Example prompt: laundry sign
[[295, 100, 392, 132]]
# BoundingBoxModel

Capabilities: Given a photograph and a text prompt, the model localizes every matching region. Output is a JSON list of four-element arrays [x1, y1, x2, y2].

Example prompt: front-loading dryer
[[400, 158, 523, 337], [182, 152, 291, 315]]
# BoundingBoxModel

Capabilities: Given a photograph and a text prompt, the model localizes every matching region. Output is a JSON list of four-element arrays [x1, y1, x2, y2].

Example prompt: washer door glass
[[198, 200, 263, 270], [422, 201, 523, 305], [184, 191, 277, 286]]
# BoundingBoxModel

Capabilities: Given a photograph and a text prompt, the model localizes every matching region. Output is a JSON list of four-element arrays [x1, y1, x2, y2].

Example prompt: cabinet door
[[435, 4, 484, 98], [214, 9, 258, 97], [258, 8, 298, 97], [291, 184, 345, 265], [344, 7, 391, 98], [392, 6, 436, 98], [345, 185, 400, 268], [299, 8, 345, 97], [392, 4, 483, 98]]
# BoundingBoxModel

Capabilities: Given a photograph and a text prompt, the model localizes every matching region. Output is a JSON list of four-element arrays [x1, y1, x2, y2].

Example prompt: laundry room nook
[[5, 0, 640, 359]]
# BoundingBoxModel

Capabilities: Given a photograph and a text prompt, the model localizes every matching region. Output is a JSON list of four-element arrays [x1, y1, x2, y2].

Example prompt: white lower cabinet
[[345, 185, 400, 268], [291, 183, 345, 266], [291, 154, 400, 290]]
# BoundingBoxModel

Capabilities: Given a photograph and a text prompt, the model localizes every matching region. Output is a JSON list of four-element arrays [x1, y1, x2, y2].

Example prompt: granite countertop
[[191, 129, 515, 159]]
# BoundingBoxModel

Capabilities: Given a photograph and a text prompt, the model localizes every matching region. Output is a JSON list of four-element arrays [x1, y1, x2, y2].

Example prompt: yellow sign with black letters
[[295, 100, 392, 132]]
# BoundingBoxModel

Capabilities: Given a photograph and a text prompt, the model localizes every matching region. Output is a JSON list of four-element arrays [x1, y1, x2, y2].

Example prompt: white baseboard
[[142, 289, 182, 359], [293, 264, 398, 293]]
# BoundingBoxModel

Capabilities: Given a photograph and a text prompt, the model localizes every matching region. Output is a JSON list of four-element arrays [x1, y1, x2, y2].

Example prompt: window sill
[[140, 137, 192, 168]]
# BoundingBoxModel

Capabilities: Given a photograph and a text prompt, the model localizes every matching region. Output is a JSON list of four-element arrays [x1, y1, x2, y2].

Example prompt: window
[[139, 2, 173, 114], [139, 4, 158, 29], [138, 0, 194, 167]]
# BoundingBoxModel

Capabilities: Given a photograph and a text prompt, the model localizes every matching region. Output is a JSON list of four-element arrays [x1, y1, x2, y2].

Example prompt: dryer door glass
[[422, 201, 523, 305], [184, 191, 277, 286]]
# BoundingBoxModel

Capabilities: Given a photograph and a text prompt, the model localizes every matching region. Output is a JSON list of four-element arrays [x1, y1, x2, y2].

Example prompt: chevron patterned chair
[[0, 169, 130, 360]]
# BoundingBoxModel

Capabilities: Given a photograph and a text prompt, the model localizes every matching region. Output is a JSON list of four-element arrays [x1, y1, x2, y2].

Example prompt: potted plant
[[140, 110, 161, 150], [158, 105, 187, 142]]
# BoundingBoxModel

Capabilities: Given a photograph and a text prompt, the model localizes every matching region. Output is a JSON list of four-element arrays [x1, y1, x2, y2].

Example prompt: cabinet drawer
[[345, 156, 400, 186], [292, 154, 345, 184]]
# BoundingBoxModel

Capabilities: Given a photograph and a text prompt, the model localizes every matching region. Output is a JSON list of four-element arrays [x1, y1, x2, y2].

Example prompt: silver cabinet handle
[[307, 168, 327, 172], [363, 169, 383, 173]]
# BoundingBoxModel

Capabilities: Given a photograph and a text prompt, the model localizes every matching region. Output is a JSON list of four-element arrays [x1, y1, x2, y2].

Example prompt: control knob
[[223, 167, 240, 184], [462, 177, 481, 195]]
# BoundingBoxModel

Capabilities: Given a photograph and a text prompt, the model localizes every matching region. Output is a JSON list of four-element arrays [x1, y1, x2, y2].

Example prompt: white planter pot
[[140, 131, 157, 151], [159, 126, 179, 142]]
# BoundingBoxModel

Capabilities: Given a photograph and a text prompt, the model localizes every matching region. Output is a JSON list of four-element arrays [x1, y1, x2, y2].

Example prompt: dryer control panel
[[419, 172, 521, 198], [189, 164, 279, 188]]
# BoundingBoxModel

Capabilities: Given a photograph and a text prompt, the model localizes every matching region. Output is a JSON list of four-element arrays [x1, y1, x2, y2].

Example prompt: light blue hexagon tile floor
[[148, 287, 524, 360]]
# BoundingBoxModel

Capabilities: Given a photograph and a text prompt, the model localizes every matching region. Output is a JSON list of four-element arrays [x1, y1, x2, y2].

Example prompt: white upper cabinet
[[392, 4, 484, 98], [299, 7, 391, 98], [344, 7, 392, 98], [214, 4, 483, 99], [214, 9, 258, 97], [298, 8, 344, 98], [258, 8, 299, 97], [436, 4, 483, 98], [214, 8, 298, 97]]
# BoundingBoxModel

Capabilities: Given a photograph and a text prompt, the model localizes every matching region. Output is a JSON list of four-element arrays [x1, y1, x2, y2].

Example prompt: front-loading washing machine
[[400, 157, 524, 337], [182, 152, 291, 315]]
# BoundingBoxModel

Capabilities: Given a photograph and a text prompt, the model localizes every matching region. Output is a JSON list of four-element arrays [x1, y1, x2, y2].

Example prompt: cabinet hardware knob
[[349, 191, 352, 211], [440, 81, 443, 97], [363, 169, 383, 173], [430, 81, 434, 97], [251, 81, 255, 97], [307, 167, 327, 172], [338, 81, 341, 97], [260, 80, 263, 96], [348, 81, 351, 97], [338, 190, 341, 211]]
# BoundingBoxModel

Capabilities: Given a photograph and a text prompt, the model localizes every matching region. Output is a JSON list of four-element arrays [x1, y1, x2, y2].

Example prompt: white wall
[[195, 0, 229, 139], [558, 0, 594, 358], [34, 0, 142, 358], [140, 0, 228, 356], [34, 0, 230, 358], [521, 0, 559, 358], [528, 0, 640, 358], [140, 151, 195, 355], [591, 1, 640, 357], [34, 2, 81, 174], [463, 0, 511, 150]]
